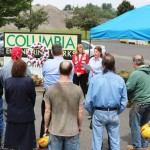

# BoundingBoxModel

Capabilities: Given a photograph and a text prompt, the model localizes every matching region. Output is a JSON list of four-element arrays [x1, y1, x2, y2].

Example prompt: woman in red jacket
[[72, 44, 89, 97]]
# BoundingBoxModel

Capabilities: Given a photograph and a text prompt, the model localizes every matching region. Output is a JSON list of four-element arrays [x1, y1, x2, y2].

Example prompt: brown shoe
[[127, 145, 135, 150]]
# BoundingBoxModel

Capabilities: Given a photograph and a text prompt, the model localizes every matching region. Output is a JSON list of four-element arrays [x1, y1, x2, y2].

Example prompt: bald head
[[59, 61, 72, 76], [132, 55, 144, 66]]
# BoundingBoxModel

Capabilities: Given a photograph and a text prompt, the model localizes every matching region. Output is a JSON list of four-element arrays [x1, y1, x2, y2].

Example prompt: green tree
[[101, 3, 117, 19], [0, 0, 31, 27], [117, 0, 134, 16], [101, 3, 112, 11], [14, 8, 48, 32], [65, 3, 101, 39], [65, 18, 73, 29], [63, 4, 73, 11], [14, 16, 26, 30], [100, 11, 116, 19]]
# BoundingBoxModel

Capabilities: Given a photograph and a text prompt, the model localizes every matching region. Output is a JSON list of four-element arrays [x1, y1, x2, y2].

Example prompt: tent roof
[[90, 4, 150, 41]]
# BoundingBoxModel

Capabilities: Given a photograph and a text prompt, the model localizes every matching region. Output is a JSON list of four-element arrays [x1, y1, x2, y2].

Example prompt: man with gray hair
[[126, 55, 150, 150]]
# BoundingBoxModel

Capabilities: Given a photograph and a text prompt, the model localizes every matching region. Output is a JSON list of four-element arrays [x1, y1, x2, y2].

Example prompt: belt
[[95, 107, 117, 111], [136, 103, 150, 106]]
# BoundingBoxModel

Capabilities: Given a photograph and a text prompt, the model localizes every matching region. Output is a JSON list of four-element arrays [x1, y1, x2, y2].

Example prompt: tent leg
[[89, 39, 91, 56]]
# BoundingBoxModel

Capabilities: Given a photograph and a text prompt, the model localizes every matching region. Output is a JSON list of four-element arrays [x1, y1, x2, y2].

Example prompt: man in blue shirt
[[85, 53, 127, 150], [40, 43, 73, 137]]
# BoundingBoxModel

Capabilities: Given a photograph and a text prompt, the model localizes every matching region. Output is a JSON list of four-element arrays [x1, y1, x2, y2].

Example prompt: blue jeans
[[0, 97, 3, 139], [48, 134, 79, 150], [129, 103, 150, 148], [1, 99, 6, 147], [92, 110, 120, 150]]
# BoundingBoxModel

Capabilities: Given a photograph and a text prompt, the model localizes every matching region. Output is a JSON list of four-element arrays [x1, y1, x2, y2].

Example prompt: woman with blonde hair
[[72, 44, 89, 97]]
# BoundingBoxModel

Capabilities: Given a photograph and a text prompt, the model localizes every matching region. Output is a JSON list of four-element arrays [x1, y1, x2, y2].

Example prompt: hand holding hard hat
[[37, 135, 50, 148], [141, 122, 150, 139], [37, 130, 50, 148]]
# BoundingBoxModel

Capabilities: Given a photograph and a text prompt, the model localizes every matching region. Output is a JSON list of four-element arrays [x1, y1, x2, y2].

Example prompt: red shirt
[[72, 53, 89, 74]]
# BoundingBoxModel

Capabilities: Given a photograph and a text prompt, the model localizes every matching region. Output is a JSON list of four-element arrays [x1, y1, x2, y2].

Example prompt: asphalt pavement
[[35, 92, 132, 150], [93, 40, 150, 71], [34, 41, 150, 149]]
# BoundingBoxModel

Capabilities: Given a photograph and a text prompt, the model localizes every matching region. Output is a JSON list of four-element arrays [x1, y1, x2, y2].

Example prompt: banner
[[3, 32, 81, 77], [4, 32, 81, 59]]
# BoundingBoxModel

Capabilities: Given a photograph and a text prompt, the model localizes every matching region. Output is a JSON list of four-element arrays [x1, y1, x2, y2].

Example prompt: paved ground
[[93, 40, 150, 71], [34, 41, 150, 149], [35, 91, 132, 150]]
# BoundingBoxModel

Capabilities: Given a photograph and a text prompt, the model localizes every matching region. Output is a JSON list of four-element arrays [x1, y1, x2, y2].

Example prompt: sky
[[32, 0, 150, 10]]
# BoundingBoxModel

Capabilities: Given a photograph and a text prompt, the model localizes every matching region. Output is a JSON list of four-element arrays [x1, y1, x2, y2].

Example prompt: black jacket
[[5, 77, 36, 123], [0, 76, 3, 96]]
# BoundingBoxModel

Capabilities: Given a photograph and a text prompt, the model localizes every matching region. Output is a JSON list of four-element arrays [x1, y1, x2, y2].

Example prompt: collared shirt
[[85, 71, 127, 114], [88, 57, 102, 81], [42, 57, 73, 90], [1, 60, 31, 87]]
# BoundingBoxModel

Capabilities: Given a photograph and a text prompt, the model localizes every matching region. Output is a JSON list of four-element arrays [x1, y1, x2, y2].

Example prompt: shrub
[[31, 74, 43, 86], [117, 70, 131, 82]]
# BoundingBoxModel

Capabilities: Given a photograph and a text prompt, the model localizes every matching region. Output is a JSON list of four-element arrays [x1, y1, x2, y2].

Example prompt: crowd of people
[[0, 43, 149, 150]]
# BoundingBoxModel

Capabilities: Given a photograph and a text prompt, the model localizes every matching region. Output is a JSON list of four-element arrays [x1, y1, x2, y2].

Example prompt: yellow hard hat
[[141, 123, 150, 139], [37, 135, 50, 148]]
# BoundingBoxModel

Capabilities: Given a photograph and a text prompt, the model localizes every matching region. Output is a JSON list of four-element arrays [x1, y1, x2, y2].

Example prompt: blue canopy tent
[[90, 4, 150, 41]]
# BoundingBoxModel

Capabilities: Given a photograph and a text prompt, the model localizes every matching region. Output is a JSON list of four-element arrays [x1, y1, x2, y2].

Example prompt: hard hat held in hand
[[141, 123, 150, 139], [37, 135, 50, 148]]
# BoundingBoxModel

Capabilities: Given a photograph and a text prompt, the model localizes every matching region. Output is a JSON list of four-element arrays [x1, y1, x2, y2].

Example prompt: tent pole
[[89, 39, 91, 56]]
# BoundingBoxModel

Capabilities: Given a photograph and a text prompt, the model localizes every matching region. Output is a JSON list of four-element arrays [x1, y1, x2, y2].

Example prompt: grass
[[0, 29, 90, 40]]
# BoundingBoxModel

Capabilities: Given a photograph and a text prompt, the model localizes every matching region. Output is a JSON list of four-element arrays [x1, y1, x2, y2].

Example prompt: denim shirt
[[42, 57, 73, 90], [85, 71, 128, 115]]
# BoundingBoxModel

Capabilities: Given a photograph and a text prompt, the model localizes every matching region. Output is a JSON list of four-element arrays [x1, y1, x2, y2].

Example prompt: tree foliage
[[65, 18, 73, 29], [117, 0, 134, 16], [101, 3, 116, 19], [0, 0, 31, 27], [65, 3, 102, 39], [14, 16, 26, 30], [101, 3, 112, 11], [65, 3, 117, 39], [63, 4, 73, 11], [14, 8, 48, 32]]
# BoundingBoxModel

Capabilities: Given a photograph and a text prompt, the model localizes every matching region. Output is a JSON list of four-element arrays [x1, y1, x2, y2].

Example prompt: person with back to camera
[[126, 55, 150, 150], [88, 47, 111, 149], [40, 43, 73, 138], [44, 60, 84, 150], [4, 59, 36, 150], [1, 46, 31, 148], [0, 74, 3, 148], [72, 44, 89, 97], [85, 53, 128, 150]]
